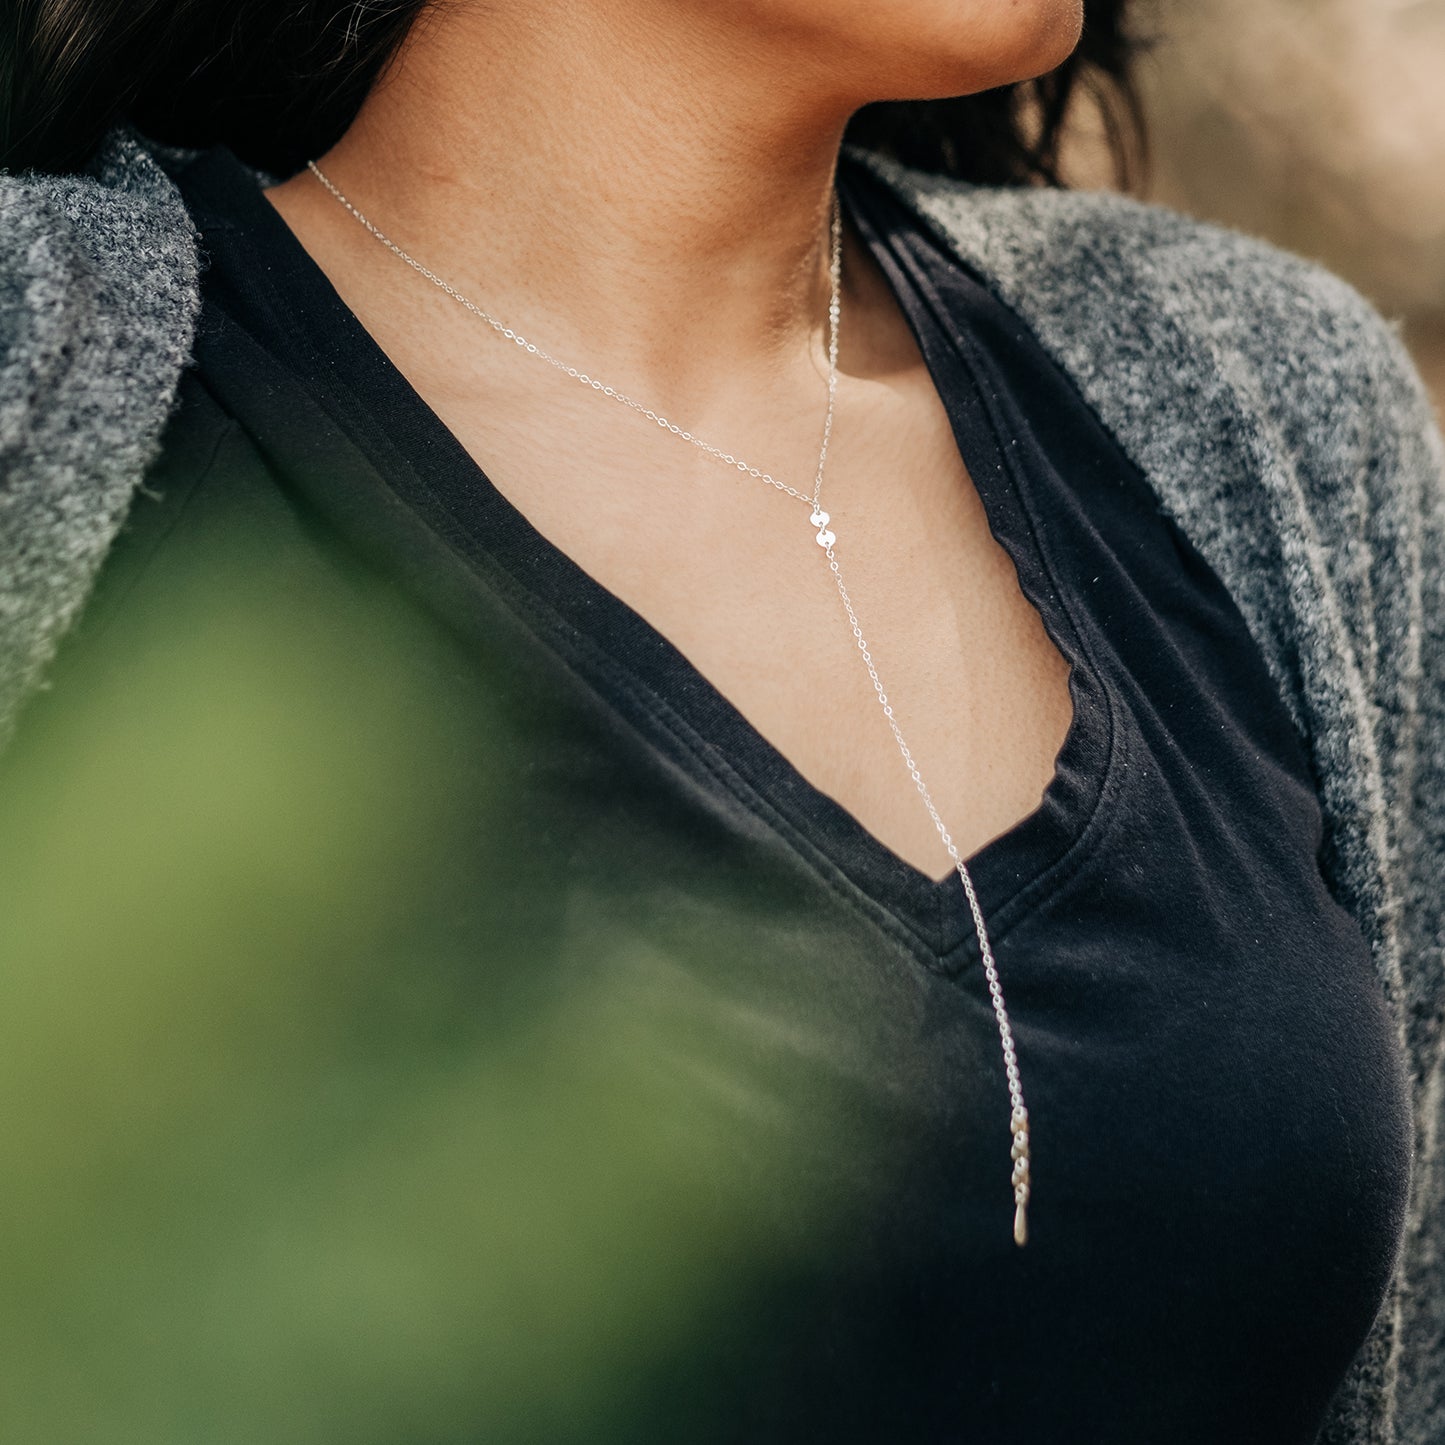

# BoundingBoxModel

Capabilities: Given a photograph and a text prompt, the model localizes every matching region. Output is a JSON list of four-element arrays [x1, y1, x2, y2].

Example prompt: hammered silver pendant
[[810, 508, 835, 549]]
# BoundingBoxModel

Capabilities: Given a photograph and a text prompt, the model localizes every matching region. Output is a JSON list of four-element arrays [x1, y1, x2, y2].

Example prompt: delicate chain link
[[308, 157, 1032, 1246], [307, 160, 834, 509]]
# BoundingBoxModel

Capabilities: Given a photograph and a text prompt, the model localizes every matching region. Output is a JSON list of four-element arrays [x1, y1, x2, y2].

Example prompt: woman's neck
[[307, 2, 860, 409]]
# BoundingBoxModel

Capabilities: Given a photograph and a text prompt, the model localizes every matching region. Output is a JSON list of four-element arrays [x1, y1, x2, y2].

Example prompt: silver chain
[[308, 158, 1033, 1247]]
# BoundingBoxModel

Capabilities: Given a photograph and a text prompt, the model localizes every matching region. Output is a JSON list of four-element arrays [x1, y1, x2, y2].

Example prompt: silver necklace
[[307, 159, 1033, 1247]]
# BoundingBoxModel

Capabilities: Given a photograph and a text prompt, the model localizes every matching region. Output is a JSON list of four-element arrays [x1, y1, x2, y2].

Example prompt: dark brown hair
[[2, 0, 1150, 186]]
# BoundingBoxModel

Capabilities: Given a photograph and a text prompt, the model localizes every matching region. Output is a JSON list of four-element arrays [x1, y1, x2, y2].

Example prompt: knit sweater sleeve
[[1359, 300, 1445, 1445], [1288, 262, 1445, 1444], [0, 127, 202, 746]]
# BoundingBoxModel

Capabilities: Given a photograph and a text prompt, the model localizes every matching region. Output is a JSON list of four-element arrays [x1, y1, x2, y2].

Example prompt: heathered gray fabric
[[0, 123, 204, 741], [2, 118, 1442, 1442]]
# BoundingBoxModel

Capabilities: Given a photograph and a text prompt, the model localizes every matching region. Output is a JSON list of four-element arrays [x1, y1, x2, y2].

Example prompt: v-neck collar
[[170, 141, 1122, 971]]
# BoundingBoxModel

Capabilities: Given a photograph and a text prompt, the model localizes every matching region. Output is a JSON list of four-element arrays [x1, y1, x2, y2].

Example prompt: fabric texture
[[0, 124, 204, 744], [1, 119, 1442, 1442]]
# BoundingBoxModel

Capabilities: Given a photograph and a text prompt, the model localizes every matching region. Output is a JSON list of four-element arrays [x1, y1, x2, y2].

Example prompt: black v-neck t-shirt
[[48, 142, 1412, 1443]]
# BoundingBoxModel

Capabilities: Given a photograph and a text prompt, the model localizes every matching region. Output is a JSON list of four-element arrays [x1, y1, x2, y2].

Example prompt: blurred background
[[1066, 0, 1445, 407]]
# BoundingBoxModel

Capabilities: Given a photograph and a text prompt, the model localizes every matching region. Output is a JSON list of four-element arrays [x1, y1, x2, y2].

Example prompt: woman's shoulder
[[845, 143, 1433, 462], [845, 140, 1397, 340], [848, 144, 1443, 682], [0, 120, 205, 745], [851, 148, 1445, 1036]]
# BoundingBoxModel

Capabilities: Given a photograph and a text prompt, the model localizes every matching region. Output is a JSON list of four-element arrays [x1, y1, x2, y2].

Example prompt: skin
[[263, 0, 1084, 881]]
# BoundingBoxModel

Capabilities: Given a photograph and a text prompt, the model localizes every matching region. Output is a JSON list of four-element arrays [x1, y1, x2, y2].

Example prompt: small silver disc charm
[[810, 508, 835, 548]]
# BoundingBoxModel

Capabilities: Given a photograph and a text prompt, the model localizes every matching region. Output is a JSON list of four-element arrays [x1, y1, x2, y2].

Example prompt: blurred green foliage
[[0, 531, 877, 1444]]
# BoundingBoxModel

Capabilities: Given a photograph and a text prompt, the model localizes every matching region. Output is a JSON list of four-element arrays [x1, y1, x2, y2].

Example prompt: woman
[[2, 1, 1442, 1441]]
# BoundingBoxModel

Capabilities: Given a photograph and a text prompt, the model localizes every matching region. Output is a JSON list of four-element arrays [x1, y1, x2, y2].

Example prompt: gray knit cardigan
[[2, 121, 1443, 1442]]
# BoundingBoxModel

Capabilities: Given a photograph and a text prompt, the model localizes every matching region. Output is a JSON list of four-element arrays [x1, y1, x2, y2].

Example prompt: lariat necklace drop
[[307, 158, 1034, 1247]]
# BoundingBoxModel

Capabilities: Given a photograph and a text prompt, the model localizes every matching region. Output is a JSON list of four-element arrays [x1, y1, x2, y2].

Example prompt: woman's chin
[[824, 0, 1086, 102], [915, 0, 1086, 96]]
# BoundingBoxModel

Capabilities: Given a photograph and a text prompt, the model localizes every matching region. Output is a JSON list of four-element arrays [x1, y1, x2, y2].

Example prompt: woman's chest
[[427, 372, 1415, 1440], [424, 355, 1078, 882], [418, 573, 1414, 1444]]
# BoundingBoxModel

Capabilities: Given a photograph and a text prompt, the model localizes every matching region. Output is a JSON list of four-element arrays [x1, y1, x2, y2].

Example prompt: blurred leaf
[[0, 527, 881, 1444]]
